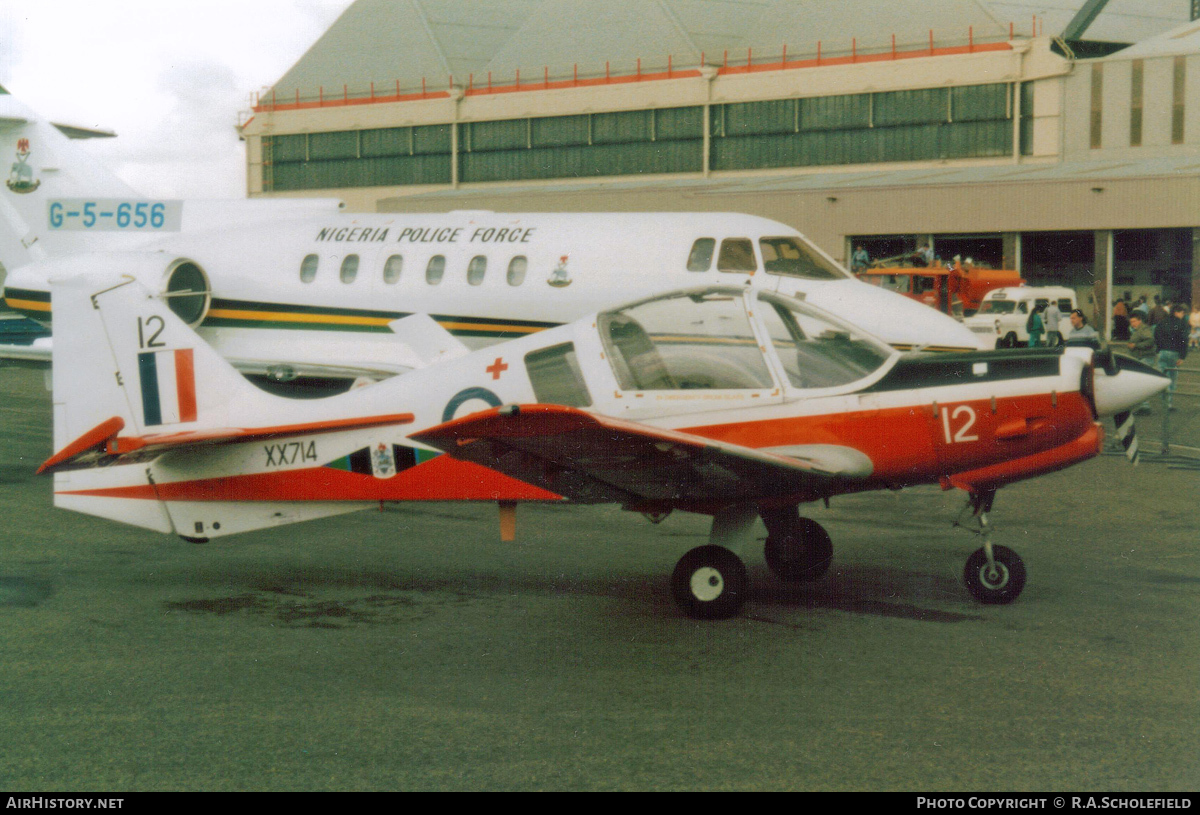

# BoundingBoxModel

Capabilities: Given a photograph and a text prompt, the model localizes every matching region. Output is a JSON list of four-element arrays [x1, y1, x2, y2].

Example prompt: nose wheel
[[963, 544, 1026, 604], [956, 490, 1027, 604]]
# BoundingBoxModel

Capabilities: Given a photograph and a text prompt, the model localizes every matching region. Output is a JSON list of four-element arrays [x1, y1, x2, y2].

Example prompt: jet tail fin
[[0, 88, 139, 269]]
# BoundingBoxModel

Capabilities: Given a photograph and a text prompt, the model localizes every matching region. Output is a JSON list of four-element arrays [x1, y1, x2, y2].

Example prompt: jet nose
[[1092, 353, 1171, 416], [801, 279, 980, 351]]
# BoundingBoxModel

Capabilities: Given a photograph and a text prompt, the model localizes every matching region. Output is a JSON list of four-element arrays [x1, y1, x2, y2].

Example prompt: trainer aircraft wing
[[410, 404, 873, 507]]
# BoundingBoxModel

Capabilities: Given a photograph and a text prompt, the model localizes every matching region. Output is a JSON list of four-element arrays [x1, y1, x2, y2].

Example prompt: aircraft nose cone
[[1092, 355, 1171, 416]]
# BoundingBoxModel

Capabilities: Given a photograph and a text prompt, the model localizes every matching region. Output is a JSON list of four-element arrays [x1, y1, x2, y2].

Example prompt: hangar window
[[717, 239, 756, 273], [525, 343, 592, 408], [687, 238, 715, 271], [467, 255, 487, 286], [340, 254, 359, 284], [383, 254, 403, 284], [507, 256, 527, 286], [300, 254, 319, 283], [426, 255, 446, 285]]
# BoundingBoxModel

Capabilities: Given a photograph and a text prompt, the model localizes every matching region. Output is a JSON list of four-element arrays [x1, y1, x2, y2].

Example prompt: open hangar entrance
[[852, 234, 1006, 270], [850, 228, 1194, 320]]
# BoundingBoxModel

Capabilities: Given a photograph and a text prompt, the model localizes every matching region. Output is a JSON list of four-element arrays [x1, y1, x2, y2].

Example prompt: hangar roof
[[268, 0, 1008, 101], [268, 0, 1192, 102]]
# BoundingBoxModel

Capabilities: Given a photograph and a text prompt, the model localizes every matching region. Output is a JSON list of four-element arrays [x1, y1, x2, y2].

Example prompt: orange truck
[[855, 259, 1023, 317]]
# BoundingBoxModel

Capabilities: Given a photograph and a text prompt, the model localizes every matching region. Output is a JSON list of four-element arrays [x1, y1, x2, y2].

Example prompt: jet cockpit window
[[525, 343, 592, 408], [383, 254, 403, 284], [759, 237, 848, 280], [507, 256, 527, 286], [599, 291, 774, 391], [426, 255, 446, 285], [300, 254, 319, 283], [978, 299, 1016, 315], [717, 239, 757, 273], [467, 256, 487, 286], [757, 293, 893, 389], [340, 254, 359, 284], [687, 238, 715, 271]]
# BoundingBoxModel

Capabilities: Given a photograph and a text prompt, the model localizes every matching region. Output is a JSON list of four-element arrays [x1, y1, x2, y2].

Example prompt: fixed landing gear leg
[[956, 490, 1027, 605]]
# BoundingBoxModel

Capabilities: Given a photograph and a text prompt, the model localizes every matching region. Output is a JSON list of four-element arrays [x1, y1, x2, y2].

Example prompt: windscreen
[[759, 237, 849, 281], [978, 300, 1017, 315]]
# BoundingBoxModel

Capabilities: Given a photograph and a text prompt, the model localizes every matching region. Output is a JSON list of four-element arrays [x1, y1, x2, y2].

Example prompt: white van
[[964, 286, 1077, 349]]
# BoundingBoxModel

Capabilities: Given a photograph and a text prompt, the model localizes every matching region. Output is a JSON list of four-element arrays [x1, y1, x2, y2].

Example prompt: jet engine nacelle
[[14, 252, 211, 327]]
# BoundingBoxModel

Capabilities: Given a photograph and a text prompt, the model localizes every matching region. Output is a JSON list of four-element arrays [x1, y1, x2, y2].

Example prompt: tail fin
[[0, 87, 139, 270], [50, 271, 280, 454], [46, 269, 413, 538]]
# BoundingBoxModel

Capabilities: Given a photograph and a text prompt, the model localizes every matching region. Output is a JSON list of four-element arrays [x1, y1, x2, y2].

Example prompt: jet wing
[[410, 404, 872, 507], [38, 411, 415, 475]]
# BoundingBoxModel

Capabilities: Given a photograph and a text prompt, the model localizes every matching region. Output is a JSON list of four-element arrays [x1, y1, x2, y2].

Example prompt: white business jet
[[0, 85, 979, 384]]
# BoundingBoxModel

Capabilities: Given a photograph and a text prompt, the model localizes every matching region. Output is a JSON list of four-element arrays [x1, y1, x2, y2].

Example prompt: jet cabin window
[[507, 256, 527, 286], [717, 239, 757, 273], [687, 238, 715, 271], [426, 255, 446, 285], [759, 237, 848, 281], [467, 256, 487, 286], [340, 254, 359, 284], [300, 254, 319, 283], [525, 343, 592, 408], [757, 293, 893, 389], [600, 292, 774, 391], [383, 254, 403, 284]]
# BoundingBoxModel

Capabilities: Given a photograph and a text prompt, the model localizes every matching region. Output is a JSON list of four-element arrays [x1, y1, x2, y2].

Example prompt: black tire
[[963, 545, 1026, 605], [670, 545, 748, 620], [1002, 333, 1019, 349], [764, 517, 833, 583]]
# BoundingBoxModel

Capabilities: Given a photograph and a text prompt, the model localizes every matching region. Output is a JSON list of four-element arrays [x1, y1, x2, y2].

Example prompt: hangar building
[[238, 0, 1200, 329]]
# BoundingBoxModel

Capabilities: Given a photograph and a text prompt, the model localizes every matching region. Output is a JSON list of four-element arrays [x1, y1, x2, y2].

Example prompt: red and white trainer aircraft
[[40, 268, 1167, 618]]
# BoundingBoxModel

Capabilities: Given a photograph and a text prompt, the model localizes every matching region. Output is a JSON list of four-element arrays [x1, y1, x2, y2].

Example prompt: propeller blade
[[1113, 410, 1139, 465]]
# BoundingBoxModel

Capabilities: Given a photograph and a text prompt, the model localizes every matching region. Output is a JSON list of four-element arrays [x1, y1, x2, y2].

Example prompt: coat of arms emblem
[[370, 442, 396, 479], [547, 255, 572, 288], [7, 139, 40, 193]]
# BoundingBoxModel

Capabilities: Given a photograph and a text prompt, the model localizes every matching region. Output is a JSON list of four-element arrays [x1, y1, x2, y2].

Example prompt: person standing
[[1043, 299, 1062, 346], [1112, 298, 1130, 341], [1154, 302, 1190, 411], [1189, 303, 1200, 350], [851, 245, 870, 272], [1127, 312, 1157, 414], [1026, 304, 1045, 347], [1065, 309, 1101, 349]]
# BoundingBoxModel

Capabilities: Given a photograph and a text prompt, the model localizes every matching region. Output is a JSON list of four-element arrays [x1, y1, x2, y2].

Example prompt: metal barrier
[[1104, 360, 1200, 468]]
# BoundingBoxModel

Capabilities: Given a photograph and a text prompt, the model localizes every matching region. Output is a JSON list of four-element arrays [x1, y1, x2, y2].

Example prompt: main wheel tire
[[764, 517, 833, 583], [963, 545, 1027, 605], [671, 545, 748, 620]]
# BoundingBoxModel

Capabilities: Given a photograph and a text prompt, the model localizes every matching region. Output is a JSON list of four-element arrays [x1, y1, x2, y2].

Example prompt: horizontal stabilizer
[[412, 404, 870, 507], [39, 411, 415, 475], [51, 122, 117, 140]]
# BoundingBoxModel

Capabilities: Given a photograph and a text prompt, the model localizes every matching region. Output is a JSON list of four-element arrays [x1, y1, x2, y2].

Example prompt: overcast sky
[[0, 0, 355, 198]]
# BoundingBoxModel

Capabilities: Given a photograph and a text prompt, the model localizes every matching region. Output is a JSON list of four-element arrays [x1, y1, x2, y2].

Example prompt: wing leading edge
[[410, 404, 872, 510]]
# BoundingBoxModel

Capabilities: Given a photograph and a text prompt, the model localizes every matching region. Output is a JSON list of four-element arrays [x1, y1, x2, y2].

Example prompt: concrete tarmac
[[0, 366, 1196, 791]]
